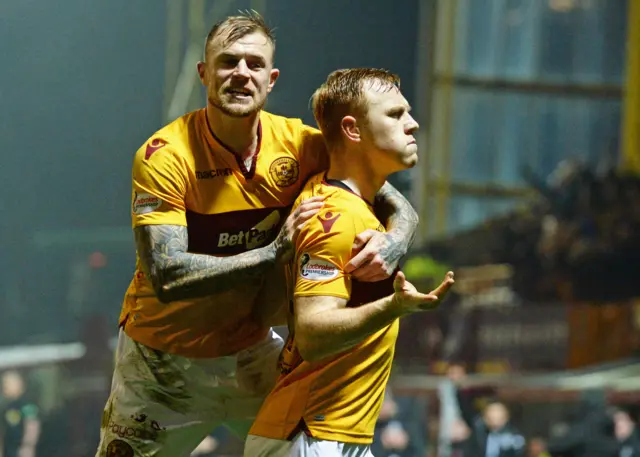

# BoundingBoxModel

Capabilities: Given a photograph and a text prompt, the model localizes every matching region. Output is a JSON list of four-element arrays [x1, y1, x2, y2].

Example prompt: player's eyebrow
[[386, 104, 411, 116], [218, 52, 267, 64]]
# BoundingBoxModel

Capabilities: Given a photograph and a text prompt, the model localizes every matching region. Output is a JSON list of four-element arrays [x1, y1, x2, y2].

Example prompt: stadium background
[[1, 0, 639, 456]]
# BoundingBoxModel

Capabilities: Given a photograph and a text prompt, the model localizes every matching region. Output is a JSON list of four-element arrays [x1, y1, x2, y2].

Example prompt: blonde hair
[[311, 68, 400, 148], [204, 10, 275, 59]]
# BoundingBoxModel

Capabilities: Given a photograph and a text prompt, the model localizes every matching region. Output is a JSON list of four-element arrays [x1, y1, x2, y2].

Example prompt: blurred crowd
[[435, 363, 640, 457], [519, 160, 640, 303], [3, 359, 640, 457], [429, 160, 640, 304]]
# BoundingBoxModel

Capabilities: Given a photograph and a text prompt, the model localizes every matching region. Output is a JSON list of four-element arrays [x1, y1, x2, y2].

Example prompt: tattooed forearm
[[135, 225, 278, 303], [374, 181, 419, 258]]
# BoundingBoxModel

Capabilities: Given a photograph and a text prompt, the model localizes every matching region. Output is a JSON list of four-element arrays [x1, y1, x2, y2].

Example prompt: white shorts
[[95, 328, 283, 457], [244, 433, 374, 457]]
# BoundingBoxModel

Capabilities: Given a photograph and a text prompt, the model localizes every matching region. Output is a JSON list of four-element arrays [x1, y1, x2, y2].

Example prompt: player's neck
[[326, 150, 386, 204], [206, 105, 260, 160]]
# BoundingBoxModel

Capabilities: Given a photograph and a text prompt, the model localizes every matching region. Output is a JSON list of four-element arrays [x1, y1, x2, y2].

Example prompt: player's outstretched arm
[[295, 271, 454, 362], [136, 197, 324, 303], [345, 182, 419, 282]]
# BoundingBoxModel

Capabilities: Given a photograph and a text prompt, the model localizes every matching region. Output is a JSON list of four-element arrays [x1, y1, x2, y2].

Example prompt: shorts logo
[[108, 420, 161, 441], [133, 192, 162, 214], [299, 253, 339, 280], [106, 439, 134, 457], [269, 157, 299, 187]]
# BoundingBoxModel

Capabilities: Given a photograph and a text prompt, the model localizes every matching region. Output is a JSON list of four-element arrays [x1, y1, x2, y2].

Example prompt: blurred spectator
[[547, 392, 618, 457], [62, 314, 113, 457], [449, 417, 473, 457], [439, 363, 466, 457], [613, 408, 640, 457], [457, 392, 525, 457], [527, 437, 551, 457], [0, 370, 41, 457], [372, 388, 426, 457]]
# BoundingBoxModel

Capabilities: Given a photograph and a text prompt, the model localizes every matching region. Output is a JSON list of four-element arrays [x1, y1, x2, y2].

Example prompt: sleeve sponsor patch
[[299, 253, 339, 280], [133, 192, 163, 214]]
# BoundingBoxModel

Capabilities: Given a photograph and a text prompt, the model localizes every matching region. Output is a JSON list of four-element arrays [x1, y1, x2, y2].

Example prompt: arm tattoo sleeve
[[374, 181, 419, 258], [135, 225, 278, 303]]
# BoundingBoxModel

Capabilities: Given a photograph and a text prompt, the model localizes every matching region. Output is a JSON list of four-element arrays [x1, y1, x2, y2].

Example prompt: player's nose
[[406, 116, 419, 135], [233, 59, 250, 78]]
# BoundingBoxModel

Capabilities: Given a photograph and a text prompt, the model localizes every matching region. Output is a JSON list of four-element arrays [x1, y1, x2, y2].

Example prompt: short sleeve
[[297, 124, 329, 181], [131, 138, 189, 228], [293, 209, 359, 299]]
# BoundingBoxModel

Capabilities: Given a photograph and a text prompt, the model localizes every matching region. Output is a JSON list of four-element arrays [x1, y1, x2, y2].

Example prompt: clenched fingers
[[351, 229, 379, 252], [290, 200, 325, 225], [295, 196, 326, 214], [350, 255, 391, 282]]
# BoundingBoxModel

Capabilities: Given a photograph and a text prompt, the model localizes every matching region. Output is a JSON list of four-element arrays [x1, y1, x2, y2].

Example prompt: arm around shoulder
[[131, 138, 296, 303], [374, 181, 418, 246], [135, 224, 279, 303]]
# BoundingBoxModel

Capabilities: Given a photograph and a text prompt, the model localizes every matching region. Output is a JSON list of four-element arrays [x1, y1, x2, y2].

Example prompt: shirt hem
[[250, 421, 373, 445], [123, 326, 268, 359]]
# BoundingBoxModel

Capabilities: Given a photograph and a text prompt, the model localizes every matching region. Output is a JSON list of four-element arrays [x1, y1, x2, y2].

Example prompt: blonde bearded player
[[95, 13, 419, 457], [245, 69, 455, 457]]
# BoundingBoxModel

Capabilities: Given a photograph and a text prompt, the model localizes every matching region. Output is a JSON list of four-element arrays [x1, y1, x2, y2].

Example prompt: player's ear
[[196, 61, 207, 85], [341, 116, 360, 143], [267, 68, 280, 93]]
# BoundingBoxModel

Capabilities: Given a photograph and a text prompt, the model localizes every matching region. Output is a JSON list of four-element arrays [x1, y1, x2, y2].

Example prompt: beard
[[208, 91, 267, 118]]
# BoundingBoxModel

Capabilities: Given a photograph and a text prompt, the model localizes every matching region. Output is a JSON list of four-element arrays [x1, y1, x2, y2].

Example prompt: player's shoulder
[[261, 111, 321, 139], [297, 174, 368, 210], [133, 110, 200, 165], [295, 172, 324, 203], [296, 175, 369, 240]]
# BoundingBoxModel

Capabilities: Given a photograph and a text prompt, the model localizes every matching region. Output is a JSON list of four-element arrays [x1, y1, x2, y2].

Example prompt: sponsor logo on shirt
[[196, 168, 233, 179], [133, 192, 162, 215], [299, 253, 339, 280], [318, 211, 341, 233], [144, 138, 167, 160], [217, 209, 281, 249]]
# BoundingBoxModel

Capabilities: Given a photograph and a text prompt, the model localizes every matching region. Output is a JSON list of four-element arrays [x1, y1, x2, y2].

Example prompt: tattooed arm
[[374, 181, 419, 256], [344, 182, 418, 281], [135, 225, 279, 303], [136, 197, 324, 303]]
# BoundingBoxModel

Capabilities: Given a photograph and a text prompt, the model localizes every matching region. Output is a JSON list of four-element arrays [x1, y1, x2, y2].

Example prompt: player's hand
[[345, 229, 402, 281], [274, 196, 325, 262], [391, 271, 455, 314]]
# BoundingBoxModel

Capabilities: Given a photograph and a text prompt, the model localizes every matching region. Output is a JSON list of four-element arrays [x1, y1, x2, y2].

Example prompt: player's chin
[[222, 103, 259, 118], [400, 151, 418, 168]]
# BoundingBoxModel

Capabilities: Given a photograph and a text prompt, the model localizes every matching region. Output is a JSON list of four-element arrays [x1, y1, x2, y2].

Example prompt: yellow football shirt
[[120, 109, 327, 358], [249, 173, 399, 444]]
